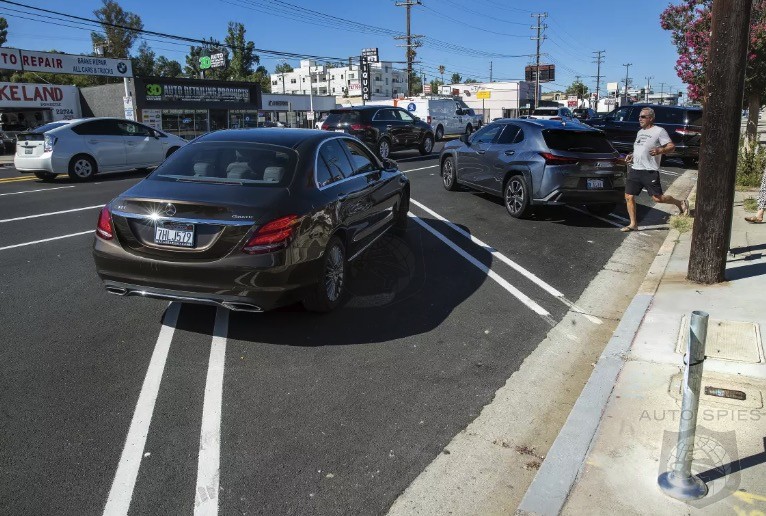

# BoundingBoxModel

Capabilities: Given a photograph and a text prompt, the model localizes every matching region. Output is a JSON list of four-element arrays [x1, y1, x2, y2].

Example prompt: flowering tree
[[661, 0, 766, 140]]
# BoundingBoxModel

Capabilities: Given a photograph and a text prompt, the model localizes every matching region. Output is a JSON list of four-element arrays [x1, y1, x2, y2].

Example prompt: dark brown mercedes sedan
[[93, 129, 410, 312]]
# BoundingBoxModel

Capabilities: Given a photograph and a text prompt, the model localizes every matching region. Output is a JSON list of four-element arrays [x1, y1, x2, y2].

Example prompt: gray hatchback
[[440, 119, 626, 218]]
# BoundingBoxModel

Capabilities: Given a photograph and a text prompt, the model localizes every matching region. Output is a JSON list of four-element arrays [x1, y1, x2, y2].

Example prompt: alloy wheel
[[443, 159, 454, 188], [378, 140, 390, 159], [506, 178, 524, 215], [73, 159, 93, 178], [324, 244, 345, 302], [423, 137, 433, 153]]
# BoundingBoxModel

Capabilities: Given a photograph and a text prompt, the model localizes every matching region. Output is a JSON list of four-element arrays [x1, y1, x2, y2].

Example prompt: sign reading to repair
[[0, 48, 133, 77]]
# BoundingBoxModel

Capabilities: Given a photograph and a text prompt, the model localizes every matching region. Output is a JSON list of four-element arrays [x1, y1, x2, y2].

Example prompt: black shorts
[[626, 168, 663, 197]]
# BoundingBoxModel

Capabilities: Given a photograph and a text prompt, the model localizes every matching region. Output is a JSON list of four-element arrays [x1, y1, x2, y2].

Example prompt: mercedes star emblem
[[160, 203, 176, 217]]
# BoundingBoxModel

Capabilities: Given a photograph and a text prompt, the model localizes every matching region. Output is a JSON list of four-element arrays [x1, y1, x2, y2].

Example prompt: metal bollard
[[658, 310, 709, 500]]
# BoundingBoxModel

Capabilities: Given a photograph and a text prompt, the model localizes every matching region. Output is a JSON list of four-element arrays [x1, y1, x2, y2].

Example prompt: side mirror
[[382, 157, 398, 170], [152, 130, 161, 138], [455, 109, 463, 116]]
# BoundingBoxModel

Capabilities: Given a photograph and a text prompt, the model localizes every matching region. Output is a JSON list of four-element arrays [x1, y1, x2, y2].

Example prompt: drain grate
[[675, 316, 763, 363]]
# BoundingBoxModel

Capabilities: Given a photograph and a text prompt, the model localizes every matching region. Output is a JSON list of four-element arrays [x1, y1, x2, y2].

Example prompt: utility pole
[[489, 61, 493, 83], [530, 12, 548, 109], [592, 50, 605, 112], [688, 0, 753, 283], [395, 0, 423, 96], [622, 63, 632, 105], [644, 75, 653, 102]]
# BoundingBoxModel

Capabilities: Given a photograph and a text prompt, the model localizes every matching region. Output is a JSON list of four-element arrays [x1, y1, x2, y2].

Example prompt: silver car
[[440, 119, 626, 219], [15, 118, 187, 181]]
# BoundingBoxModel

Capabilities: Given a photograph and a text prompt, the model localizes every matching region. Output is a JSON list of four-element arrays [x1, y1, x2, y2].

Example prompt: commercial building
[[0, 81, 81, 131], [438, 81, 536, 120], [272, 59, 408, 101]]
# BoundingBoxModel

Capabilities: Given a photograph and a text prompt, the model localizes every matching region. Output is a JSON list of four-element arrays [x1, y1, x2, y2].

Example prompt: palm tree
[[438, 65, 445, 85]]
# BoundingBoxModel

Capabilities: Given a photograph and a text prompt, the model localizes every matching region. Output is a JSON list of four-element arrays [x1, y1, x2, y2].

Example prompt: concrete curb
[[516, 177, 696, 515]]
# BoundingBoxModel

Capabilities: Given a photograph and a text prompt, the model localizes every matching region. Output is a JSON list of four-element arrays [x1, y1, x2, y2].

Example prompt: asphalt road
[[0, 144, 686, 515]]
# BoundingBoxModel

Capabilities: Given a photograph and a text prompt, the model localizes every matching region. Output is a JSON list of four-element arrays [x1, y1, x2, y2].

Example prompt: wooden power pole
[[687, 0, 753, 283]]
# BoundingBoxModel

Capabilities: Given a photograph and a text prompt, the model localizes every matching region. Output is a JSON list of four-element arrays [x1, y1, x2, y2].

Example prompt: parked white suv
[[529, 107, 576, 122], [15, 118, 187, 181]]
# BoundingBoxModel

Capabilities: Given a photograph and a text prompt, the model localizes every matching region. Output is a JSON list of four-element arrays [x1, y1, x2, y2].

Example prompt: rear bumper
[[534, 187, 625, 205], [14, 153, 57, 173]]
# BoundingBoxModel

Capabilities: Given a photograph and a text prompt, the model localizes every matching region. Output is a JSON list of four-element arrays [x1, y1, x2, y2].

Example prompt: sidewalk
[[0, 153, 13, 167], [519, 190, 766, 515]]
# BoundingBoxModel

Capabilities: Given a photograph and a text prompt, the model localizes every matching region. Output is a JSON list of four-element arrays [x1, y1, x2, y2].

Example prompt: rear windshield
[[686, 109, 703, 126], [543, 130, 616, 153], [324, 111, 362, 125], [150, 141, 298, 187], [533, 109, 558, 116], [30, 122, 70, 133]]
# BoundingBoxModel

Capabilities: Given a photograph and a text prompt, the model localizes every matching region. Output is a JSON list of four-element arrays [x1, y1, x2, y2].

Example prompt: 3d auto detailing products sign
[[145, 83, 249, 103], [0, 82, 81, 120], [0, 48, 133, 78]]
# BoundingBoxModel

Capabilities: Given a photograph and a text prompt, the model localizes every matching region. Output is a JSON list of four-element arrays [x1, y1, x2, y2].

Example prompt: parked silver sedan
[[14, 117, 187, 181]]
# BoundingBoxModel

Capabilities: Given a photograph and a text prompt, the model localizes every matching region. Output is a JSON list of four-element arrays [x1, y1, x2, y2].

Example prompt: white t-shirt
[[632, 125, 671, 171]]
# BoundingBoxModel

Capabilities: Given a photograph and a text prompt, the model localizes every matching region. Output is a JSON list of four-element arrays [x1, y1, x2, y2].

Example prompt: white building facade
[[439, 81, 536, 121], [271, 59, 408, 100]]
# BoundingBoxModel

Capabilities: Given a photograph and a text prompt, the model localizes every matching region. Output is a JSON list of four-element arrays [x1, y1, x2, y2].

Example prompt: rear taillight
[[349, 123, 373, 131], [321, 123, 329, 130], [242, 215, 299, 254], [43, 134, 57, 152], [96, 206, 113, 240], [675, 128, 701, 137], [539, 152, 579, 165], [427, 115, 432, 124]]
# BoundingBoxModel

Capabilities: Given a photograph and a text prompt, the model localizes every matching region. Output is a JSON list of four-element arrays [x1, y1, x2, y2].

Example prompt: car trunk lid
[[15, 133, 46, 158]]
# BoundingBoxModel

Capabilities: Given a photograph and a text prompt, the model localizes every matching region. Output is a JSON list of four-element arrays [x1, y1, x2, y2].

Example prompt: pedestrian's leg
[[652, 194, 684, 212], [624, 193, 638, 230]]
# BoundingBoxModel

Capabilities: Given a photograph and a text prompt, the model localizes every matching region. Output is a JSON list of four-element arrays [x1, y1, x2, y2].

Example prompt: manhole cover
[[675, 316, 763, 363]]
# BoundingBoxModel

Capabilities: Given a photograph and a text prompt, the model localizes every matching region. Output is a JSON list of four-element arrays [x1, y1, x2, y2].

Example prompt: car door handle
[[127, 142, 137, 146], [505, 150, 515, 156], [477, 150, 486, 155]]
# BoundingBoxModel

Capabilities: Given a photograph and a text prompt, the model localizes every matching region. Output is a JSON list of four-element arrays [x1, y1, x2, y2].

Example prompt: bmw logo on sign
[[407, 103, 417, 112], [117, 62, 128, 74]]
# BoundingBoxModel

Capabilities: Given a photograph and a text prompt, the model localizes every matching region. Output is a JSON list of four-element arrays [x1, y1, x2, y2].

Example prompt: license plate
[[586, 179, 604, 190], [154, 222, 195, 248], [24, 148, 32, 154], [334, 129, 345, 133]]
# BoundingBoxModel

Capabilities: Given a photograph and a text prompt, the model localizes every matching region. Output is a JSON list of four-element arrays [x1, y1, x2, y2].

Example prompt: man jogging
[[622, 107, 688, 232]]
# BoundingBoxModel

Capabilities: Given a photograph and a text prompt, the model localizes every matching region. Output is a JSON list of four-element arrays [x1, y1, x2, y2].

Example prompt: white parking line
[[410, 199, 601, 325], [659, 169, 682, 177], [567, 206, 651, 236], [402, 165, 439, 173], [607, 212, 631, 224], [408, 212, 555, 325], [0, 204, 102, 223], [194, 308, 229, 516], [0, 230, 92, 251], [0, 186, 75, 197], [103, 302, 181, 516]]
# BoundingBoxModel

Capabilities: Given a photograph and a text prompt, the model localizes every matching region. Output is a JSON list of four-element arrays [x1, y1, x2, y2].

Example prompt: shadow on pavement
[[725, 262, 766, 281]]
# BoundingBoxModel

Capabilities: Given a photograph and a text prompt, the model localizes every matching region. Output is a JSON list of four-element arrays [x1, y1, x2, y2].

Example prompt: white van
[[367, 97, 477, 141]]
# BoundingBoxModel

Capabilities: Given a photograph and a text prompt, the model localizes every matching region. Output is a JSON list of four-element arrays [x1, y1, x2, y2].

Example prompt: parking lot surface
[[0, 143, 686, 514]]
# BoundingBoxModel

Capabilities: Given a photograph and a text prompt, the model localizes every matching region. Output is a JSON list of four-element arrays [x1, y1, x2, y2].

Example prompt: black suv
[[585, 104, 702, 166], [322, 106, 435, 159], [572, 108, 597, 121]]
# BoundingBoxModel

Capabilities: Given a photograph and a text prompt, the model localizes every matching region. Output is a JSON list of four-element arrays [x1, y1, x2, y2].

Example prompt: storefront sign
[[268, 100, 289, 107], [361, 48, 379, 63], [144, 83, 249, 103], [0, 82, 81, 120], [141, 109, 162, 130], [0, 48, 133, 77]]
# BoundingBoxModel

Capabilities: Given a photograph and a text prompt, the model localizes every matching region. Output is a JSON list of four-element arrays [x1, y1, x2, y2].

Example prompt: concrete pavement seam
[[516, 172, 696, 516]]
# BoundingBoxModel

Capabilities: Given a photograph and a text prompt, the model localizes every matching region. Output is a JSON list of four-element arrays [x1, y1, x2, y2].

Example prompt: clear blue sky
[[1, 0, 684, 95]]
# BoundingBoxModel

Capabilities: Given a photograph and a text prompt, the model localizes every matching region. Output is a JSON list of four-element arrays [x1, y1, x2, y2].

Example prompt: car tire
[[585, 203, 618, 218], [419, 134, 434, 155], [392, 189, 409, 233], [441, 156, 459, 191], [435, 125, 444, 141], [302, 236, 347, 313], [33, 171, 57, 181], [465, 124, 473, 136], [504, 175, 531, 219], [166, 147, 180, 159], [68, 154, 97, 182], [376, 138, 391, 160]]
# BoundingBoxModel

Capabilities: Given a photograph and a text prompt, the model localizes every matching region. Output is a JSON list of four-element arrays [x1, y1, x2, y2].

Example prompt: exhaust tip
[[106, 286, 128, 296]]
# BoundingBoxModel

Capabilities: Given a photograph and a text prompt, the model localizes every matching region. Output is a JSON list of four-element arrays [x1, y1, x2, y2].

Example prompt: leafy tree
[[450, 72, 462, 84], [430, 78, 444, 94], [438, 64, 445, 83], [0, 17, 8, 46], [565, 80, 589, 98], [91, 0, 143, 59], [154, 56, 182, 77], [661, 0, 766, 140], [275, 62, 294, 74], [225, 22, 258, 80], [410, 74, 423, 95], [132, 41, 155, 77], [251, 65, 271, 93], [465, 78, 479, 84]]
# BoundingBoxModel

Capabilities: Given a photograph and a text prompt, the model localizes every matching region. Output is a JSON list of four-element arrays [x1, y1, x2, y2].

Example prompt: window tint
[[318, 139, 353, 183], [542, 130, 616, 153], [324, 110, 361, 126], [118, 121, 152, 137], [612, 108, 632, 122], [150, 142, 297, 186], [31, 122, 69, 133], [625, 108, 641, 122], [316, 155, 336, 187], [71, 119, 122, 136], [497, 125, 521, 144], [373, 109, 396, 122], [686, 109, 703, 126], [395, 109, 415, 122], [471, 123, 503, 144], [653, 109, 684, 124], [532, 109, 558, 116], [342, 139, 378, 175]]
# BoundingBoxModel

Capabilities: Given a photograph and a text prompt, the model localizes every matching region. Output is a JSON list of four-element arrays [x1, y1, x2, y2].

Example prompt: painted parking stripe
[[0, 176, 36, 183], [567, 205, 650, 236], [402, 165, 439, 173], [0, 186, 75, 197], [408, 213, 555, 325], [0, 230, 92, 251], [659, 169, 682, 177], [103, 302, 181, 516], [0, 204, 102, 223], [607, 212, 631, 224], [194, 308, 229, 516], [410, 199, 601, 325]]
